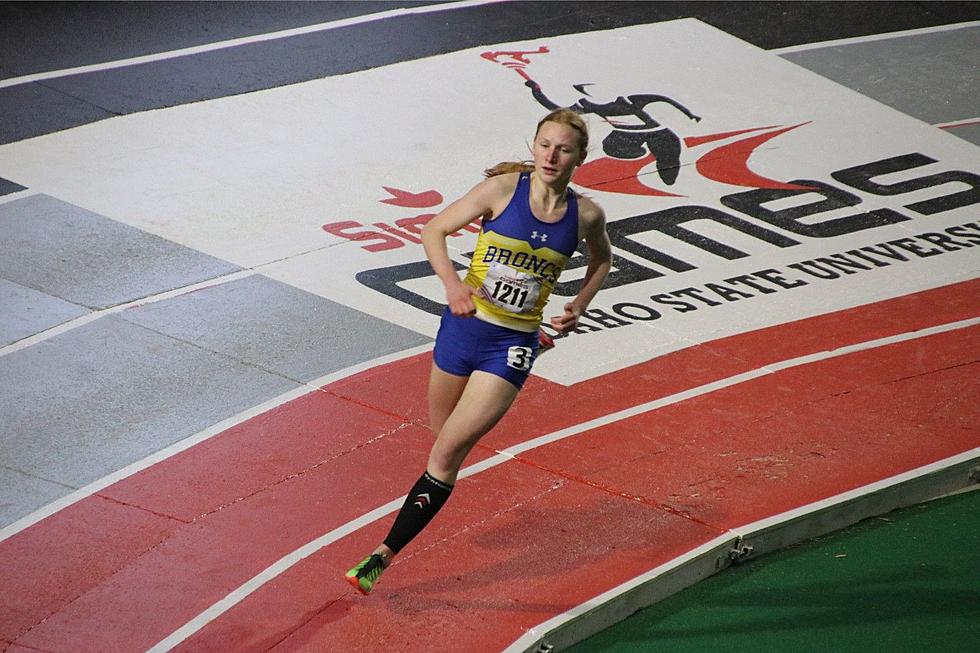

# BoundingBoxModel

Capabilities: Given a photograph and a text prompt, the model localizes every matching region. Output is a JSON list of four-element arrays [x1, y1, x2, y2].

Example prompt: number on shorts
[[507, 346, 533, 371]]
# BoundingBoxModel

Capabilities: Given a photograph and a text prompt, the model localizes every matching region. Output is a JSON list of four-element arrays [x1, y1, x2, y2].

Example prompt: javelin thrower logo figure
[[525, 78, 702, 186], [481, 47, 701, 187]]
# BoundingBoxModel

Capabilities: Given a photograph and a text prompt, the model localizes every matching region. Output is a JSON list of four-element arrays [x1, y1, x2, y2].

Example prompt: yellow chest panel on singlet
[[464, 173, 580, 332]]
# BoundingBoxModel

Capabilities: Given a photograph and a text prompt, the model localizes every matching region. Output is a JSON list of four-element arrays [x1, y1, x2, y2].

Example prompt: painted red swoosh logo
[[695, 122, 817, 190], [573, 123, 817, 197], [573, 155, 683, 197]]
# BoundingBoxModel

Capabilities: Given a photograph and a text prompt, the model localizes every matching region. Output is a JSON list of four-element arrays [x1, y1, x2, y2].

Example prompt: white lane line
[[770, 20, 980, 54], [149, 316, 980, 652], [0, 342, 434, 544], [504, 532, 738, 652], [733, 447, 980, 537], [503, 446, 980, 653], [469, 315, 980, 469], [0, 269, 259, 358], [1, 237, 406, 358], [0, 0, 503, 90]]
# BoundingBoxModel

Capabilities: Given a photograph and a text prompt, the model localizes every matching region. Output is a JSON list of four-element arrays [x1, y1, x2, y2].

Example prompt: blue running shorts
[[433, 308, 539, 389]]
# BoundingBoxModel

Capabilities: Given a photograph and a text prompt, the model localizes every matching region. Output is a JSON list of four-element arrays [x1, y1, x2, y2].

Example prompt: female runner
[[347, 108, 612, 594]]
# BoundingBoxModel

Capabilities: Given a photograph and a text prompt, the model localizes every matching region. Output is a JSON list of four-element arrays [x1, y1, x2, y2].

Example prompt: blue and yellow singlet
[[465, 172, 580, 332]]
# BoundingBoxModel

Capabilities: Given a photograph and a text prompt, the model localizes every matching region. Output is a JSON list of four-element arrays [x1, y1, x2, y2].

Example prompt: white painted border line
[[1, 237, 392, 357], [0, 268, 259, 358], [503, 447, 980, 653], [733, 447, 980, 538], [0, 342, 433, 544], [471, 315, 980, 471], [770, 19, 980, 54], [147, 494, 407, 653], [0, 0, 504, 90], [149, 315, 980, 652], [0, 189, 33, 206], [505, 533, 738, 653]]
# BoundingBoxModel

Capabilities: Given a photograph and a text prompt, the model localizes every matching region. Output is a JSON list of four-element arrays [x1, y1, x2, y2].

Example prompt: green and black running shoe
[[345, 553, 387, 595]]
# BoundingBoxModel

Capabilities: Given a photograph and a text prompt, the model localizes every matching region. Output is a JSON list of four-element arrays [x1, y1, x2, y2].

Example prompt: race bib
[[480, 262, 541, 314]]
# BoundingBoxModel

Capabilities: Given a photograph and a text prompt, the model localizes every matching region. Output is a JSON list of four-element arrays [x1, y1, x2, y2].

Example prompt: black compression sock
[[383, 471, 454, 554]]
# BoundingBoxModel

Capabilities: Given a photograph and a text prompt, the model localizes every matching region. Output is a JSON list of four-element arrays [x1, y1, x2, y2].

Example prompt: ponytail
[[483, 161, 534, 178]]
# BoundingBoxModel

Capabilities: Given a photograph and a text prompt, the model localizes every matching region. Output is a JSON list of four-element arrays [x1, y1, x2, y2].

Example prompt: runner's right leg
[[346, 370, 518, 593]]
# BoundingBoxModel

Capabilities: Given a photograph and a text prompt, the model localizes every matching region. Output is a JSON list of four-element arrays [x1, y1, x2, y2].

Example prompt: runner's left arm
[[550, 207, 612, 333]]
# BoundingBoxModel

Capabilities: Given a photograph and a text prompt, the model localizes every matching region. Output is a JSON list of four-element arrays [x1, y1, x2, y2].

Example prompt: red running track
[[1, 280, 978, 652]]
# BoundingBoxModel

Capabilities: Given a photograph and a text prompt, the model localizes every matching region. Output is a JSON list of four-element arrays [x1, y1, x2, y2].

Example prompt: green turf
[[569, 488, 980, 653]]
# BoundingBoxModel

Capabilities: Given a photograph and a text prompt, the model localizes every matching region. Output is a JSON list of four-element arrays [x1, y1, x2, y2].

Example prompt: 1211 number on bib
[[481, 262, 540, 314]]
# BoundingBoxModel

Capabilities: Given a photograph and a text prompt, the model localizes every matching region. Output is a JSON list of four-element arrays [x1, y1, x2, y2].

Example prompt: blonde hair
[[484, 108, 590, 178]]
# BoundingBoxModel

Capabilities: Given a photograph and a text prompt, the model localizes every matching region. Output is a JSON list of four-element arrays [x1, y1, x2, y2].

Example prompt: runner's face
[[532, 121, 584, 184]]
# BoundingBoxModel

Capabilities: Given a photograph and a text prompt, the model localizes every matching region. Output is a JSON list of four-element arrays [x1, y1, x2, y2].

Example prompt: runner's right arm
[[421, 175, 515, 316]]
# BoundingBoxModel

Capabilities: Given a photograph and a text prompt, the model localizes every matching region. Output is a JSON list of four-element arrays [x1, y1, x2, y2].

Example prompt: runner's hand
[[447, 282, 479, 317], [549, 302, 581, 333]]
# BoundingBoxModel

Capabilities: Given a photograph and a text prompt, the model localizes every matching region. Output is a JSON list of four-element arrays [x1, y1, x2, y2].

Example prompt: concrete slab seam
[[0, 342, 433, 544], [0, 0, 504, 91], [146, 316, 980, 652], [1, 233, 425, 359], [0, 464, 77, 491], [505, 448, 980, 653], [0, 269, 258, 358], [770, 20, 980, 54]]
